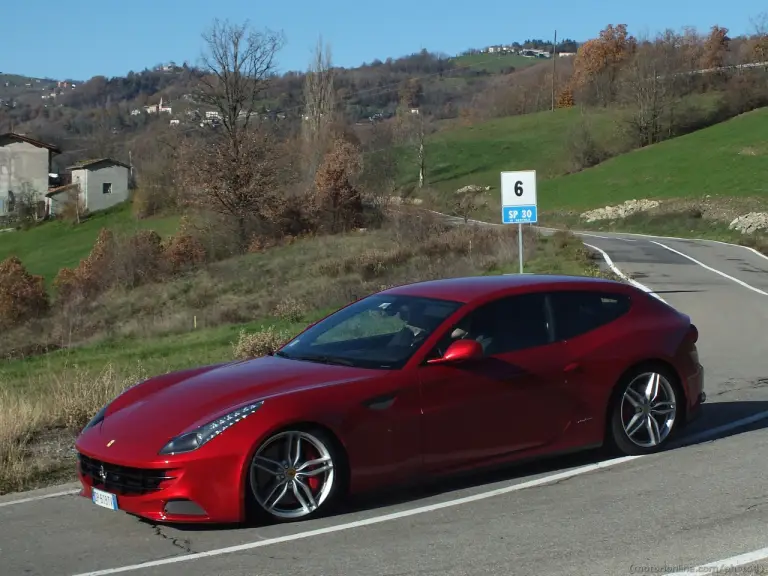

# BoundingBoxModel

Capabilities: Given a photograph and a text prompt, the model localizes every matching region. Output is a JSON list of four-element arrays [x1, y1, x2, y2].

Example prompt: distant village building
[[144, 97, 172, 114]]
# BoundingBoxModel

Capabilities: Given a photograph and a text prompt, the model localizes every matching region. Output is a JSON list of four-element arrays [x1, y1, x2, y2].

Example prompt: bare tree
[[301, 36, 336, 182], [57, 184, 85, 224], [357, 120, 399, 199], [88, 108, 118, 158], [747, 12, 768, 67], [395, 108, 431, 190], [618, 36, 676, 147], [181, 19, 289, 251], [453, 187, 484, 223], [196, 19, 286, 141]]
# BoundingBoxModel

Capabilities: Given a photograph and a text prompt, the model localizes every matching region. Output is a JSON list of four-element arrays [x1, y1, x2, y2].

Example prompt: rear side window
[[548, 291, 631, 341]]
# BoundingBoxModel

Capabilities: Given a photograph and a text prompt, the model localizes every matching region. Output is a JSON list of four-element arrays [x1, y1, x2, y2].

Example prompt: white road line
[[69, 456, 643, 576], [69, 408, 768, 576], [423, 207, 768, 264], [665, 546, 768, 575], [570, 231, 636, 242], [539, 225, 768, 263], [583, 243, 667, 303], [0, 488, 80, 508], [650, 240, 768, 297]]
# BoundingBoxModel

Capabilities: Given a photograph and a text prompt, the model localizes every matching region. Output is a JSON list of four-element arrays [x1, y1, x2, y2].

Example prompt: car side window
[[429, 293, 552, 358], [549, 291, 631, 341]]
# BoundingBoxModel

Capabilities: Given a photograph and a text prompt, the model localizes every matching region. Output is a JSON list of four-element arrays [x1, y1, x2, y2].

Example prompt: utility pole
[[551, 30, 557, 111]]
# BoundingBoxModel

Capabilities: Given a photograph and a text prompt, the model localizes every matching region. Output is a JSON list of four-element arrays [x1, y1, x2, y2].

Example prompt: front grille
[[78, 453, 175, 495]]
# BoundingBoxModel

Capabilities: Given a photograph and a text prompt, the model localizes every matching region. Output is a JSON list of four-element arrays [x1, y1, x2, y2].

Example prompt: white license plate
[[91, 487, 118, 511]]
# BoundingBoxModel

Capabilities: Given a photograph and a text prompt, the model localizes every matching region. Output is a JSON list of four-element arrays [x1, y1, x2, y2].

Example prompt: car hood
[[88, 355, 375, 458]]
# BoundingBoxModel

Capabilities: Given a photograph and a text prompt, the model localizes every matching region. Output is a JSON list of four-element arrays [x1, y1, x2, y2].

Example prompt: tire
[[607, 364, 682, 456], [246, 427, 344, 523]]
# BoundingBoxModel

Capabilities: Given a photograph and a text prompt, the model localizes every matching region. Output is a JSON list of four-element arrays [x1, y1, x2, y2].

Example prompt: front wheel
[[247, 428, 341, 523], [608, 366, 681, 456]]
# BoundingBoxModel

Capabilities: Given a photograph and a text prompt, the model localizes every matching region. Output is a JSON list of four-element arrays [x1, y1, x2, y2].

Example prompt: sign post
[[500, 170, 538, 274]]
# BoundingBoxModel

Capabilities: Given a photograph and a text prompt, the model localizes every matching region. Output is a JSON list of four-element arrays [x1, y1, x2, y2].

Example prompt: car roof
[[380, 274, 630, 304]]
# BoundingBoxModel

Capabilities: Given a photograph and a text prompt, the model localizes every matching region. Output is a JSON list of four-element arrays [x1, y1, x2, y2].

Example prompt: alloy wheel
[[250, 430, 335, 520], [620, 372, 677, 448]]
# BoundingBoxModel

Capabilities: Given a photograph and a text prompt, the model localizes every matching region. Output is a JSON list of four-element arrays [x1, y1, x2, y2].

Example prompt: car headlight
[[83, 404, 108, 431], [158, 401, 264, 455]]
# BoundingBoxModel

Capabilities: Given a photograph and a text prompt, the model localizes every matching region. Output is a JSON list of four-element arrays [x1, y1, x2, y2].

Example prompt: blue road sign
[[502, 205, 538, 224]]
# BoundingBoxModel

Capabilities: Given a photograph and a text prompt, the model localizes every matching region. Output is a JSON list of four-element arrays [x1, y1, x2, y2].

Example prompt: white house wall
[[0, 141, 50, 214], [74, 164, 129, 212]]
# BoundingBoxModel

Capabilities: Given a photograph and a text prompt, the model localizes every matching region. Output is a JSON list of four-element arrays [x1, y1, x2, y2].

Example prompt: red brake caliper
[[304, 444, 321, 492]]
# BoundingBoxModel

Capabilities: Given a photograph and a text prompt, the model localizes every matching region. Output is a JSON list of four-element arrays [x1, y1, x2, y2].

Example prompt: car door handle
[[564, 362, 582, 374], [362, 393, 397, 410]]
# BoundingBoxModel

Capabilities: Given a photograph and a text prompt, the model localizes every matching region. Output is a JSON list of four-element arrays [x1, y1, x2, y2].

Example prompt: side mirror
[[427, 339, 483, 365]]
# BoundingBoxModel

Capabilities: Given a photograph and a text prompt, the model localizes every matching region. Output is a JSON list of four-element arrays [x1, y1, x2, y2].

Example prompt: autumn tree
[[701, 25, 730, 69], [313, 135, 364, 233], [180, 20, 289, 251], [700, 25, 731, 88], [0, 256, 49, 329], [556, 85, 575, 108], [301, 36, 336, 184], [569, 24, 637, 107]]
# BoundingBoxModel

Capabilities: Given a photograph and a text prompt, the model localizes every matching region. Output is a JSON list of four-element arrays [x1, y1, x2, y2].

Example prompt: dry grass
[[232, 326, 293, 360], [1, 211, 541, 356], [0, 363, 144, 494]]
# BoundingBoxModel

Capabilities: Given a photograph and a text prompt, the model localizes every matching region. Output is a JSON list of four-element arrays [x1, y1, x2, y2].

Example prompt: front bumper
[[75, 449, 247, 524]]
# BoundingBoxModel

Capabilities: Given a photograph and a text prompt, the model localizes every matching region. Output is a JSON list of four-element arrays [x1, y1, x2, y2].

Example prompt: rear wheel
[[608, 366, 681, 456], [247, 428, 341, 523]]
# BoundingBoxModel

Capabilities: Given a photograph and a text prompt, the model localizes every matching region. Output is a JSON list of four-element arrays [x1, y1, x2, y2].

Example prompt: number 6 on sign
[[500, 170, 537, 225]]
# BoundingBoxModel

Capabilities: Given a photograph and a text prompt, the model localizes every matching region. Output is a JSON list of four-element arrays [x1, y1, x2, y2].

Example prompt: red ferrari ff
[[75, 274, 704, 524]]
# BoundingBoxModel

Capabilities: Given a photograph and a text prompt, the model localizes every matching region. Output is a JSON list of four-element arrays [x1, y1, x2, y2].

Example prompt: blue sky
[[1, 0, 766, 81]]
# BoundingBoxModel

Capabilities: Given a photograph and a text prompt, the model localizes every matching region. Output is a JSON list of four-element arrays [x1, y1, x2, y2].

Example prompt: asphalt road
[[3, 228, 768, 576]]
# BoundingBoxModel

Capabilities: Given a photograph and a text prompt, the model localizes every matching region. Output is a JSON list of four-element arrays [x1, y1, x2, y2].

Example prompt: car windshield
[[276, 294, 463, 369]]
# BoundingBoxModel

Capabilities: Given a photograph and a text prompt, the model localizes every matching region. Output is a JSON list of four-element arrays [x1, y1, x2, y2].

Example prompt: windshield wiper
[[286, 353, 356, 367]]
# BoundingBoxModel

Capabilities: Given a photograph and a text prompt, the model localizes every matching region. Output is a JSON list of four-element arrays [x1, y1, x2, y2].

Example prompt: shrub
[[232, 326, 293, 360], [0, 256, 49, 329], [54, 227, 164, 305], [163, 232, 208, 274], [313, 136, 365, 233], [271, 297, 307, 322], [118, 229, 165, 288], [52, 267, 81, 304], [74, 228, 118, 297]]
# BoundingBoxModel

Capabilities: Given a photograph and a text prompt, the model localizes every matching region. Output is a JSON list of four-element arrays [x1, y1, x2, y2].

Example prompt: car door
[[546, 289, 634, 440], [418, 292, 576, 474]]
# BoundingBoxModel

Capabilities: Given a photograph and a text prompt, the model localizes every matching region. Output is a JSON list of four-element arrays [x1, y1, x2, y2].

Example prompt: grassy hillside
[[452, 53, 544, 73], [540, 106, 768, 209], [0, 203, 179, 286], [413, 93, 740, 216], [423, 106, 613, 192]]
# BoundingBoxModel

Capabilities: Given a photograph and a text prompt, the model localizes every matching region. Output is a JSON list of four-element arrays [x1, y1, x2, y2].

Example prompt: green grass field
[[412, 93, 758, 217], [452, 53, 545, 73], [0, 202, 179, 286], [539, 106, 768, 209]]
